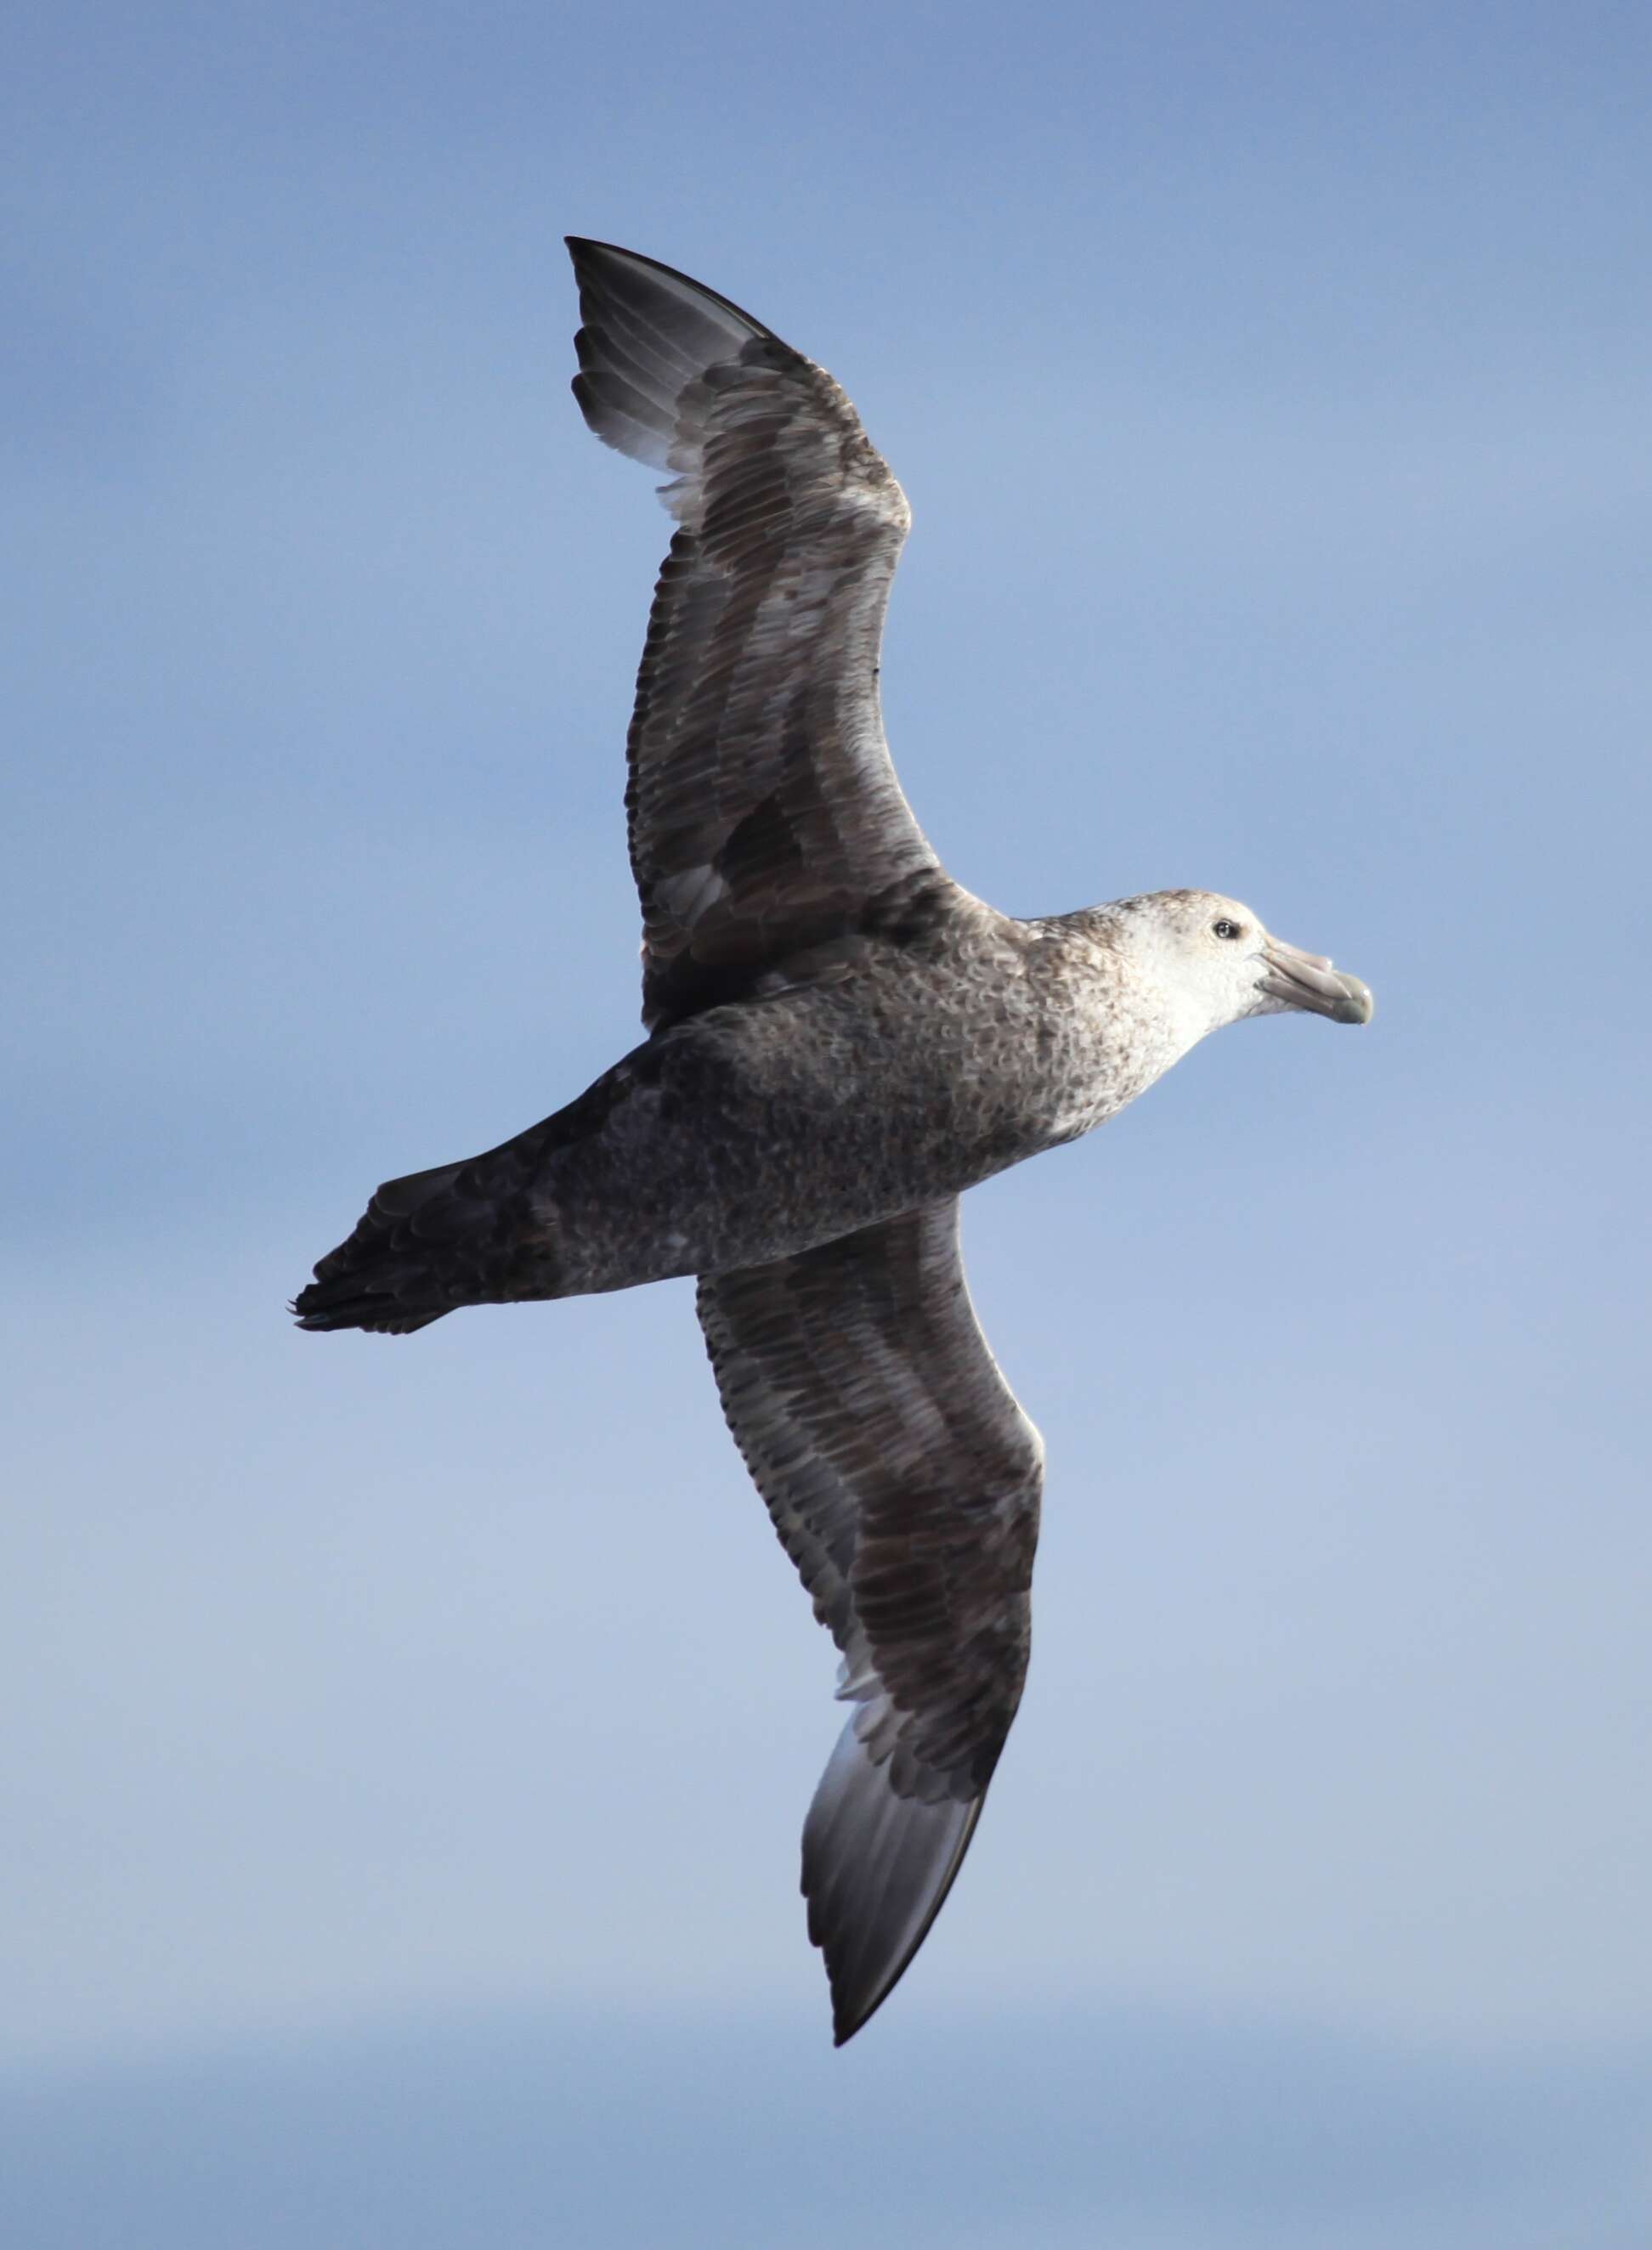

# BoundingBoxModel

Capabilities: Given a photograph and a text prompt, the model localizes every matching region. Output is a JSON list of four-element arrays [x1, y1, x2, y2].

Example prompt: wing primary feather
[[802, 1716, 985, 2046]]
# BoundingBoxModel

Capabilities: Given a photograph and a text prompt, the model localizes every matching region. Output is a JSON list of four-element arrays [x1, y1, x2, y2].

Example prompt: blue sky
[[4, 2, 1650, 2242]]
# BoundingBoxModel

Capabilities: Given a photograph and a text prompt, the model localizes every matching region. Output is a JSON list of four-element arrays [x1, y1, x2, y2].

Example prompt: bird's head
[[1106, 889, 1374, 1044]]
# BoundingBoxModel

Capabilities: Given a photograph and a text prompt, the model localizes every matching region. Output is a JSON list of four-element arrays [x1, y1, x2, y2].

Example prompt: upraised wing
[[697, 1201, 1044, 2044], [567, 238, 949, 1030]]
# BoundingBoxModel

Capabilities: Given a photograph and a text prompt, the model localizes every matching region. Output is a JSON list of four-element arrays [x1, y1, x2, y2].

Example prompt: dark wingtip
[[826, 1960, 903, 2046], [819, 1911, 936, 2047], [801, 1718, 988, 2048], [562, 235, 777, 345], [821, 1920, 916, 2047]]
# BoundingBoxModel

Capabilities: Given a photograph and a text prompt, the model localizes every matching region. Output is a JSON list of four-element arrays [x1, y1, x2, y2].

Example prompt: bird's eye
[[1212, 918, 1243, 941]]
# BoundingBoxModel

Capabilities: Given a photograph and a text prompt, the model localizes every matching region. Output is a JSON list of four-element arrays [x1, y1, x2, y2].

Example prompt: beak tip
[[1259, 944, 1375, 1025], [1336, 976, 1375, 1026]]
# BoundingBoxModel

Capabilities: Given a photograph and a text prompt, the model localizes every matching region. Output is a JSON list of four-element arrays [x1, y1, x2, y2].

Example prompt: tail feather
[[293, 1132, 563, 1337], [294, 1051, 645, 1337], [292, 1162, 465, 1333]]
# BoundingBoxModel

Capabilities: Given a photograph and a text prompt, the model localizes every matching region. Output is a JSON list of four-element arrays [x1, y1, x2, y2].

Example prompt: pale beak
[[1259, 936, 1374, 1025]]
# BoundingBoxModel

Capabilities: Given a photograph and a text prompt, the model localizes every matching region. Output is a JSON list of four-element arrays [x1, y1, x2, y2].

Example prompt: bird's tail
[[292, 1160, 484, 1334], [291, 1095, 584, 1336]]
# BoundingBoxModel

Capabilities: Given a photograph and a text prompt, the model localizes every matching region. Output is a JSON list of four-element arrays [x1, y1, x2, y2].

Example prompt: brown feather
[[567, 238, 944, 1030], [698, 1201, 1044, 2041]]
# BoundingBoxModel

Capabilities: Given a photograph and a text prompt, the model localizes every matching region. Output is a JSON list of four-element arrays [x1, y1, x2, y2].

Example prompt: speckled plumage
[[295, 240, 1372, 2045]]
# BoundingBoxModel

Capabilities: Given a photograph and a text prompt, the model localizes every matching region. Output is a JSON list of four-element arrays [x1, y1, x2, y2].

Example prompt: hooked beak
[[1259, 936, 1374, 1026]]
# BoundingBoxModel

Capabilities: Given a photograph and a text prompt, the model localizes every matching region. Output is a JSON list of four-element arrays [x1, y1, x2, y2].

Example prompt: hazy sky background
[[5, 3, 1650, 2242]]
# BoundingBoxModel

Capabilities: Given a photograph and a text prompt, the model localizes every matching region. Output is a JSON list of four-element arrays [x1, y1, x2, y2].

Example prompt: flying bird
[[295, 239, 1373, 2044]]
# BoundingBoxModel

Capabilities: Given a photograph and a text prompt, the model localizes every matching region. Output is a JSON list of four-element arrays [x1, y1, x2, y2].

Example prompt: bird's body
[[301, 894, 1220, 1325], [296, 240, 1372, 2043]]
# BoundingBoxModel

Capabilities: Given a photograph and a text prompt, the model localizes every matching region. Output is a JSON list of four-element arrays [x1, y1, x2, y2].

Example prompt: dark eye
[[1212, 917, 1243, 941]]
